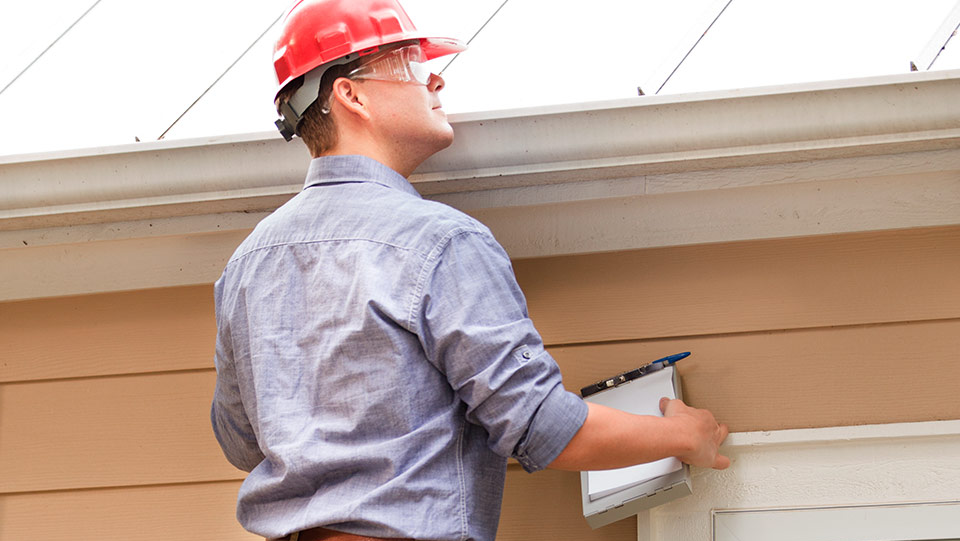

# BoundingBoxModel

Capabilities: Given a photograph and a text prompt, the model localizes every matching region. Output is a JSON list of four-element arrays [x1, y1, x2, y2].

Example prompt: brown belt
[[271, 527, 414, 541]]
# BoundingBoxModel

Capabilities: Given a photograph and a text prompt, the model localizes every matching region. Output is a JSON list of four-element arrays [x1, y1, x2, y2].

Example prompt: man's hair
[[276, 61, 360, 157]]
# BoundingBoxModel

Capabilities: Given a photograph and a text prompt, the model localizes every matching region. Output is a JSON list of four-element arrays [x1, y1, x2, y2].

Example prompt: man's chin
[[435, 124, 455, 150]]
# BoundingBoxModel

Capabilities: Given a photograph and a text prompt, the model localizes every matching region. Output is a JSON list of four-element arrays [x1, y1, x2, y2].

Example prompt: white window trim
[[714, 501, 960, 541], [638, 420, 960, 541]]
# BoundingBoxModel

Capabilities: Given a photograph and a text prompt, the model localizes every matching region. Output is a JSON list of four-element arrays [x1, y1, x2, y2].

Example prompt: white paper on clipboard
[[584, 368, 682, 500]]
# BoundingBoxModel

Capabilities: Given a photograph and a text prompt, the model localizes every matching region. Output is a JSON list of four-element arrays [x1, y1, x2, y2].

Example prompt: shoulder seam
[[407, 227, 490, 335]]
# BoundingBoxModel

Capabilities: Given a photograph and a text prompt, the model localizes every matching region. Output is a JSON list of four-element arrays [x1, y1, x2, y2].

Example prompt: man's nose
[[428, 72, 445, 92]]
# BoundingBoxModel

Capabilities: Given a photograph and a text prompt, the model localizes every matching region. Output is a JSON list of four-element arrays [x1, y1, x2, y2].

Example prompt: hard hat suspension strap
[[275, 50, 367, 141]]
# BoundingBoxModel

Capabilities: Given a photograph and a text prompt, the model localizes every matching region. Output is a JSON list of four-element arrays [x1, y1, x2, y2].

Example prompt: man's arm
[[548, 398, 730, 471], [210, 280, 265, 473], [211, 369, 266, 473]]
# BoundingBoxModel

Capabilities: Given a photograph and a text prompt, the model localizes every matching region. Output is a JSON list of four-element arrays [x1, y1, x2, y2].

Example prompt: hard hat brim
[[419, 36, 467, 61]]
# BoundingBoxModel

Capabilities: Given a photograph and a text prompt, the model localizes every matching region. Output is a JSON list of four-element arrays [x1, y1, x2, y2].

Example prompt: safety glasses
[[347, 44, 434, 86]]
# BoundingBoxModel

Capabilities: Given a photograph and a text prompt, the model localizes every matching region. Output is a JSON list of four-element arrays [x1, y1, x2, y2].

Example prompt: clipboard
[[579, 365, 693, 529]]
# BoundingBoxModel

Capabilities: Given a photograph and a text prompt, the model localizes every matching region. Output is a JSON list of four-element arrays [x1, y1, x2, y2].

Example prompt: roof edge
[[2, 69, 959, 231]]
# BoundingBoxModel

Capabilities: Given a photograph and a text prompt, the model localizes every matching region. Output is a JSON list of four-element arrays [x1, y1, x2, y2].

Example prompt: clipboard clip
[[579, 352, 690, 398], [580, 367, 643, 398]]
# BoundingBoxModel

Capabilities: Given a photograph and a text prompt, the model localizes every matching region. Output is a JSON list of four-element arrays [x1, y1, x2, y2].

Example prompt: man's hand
[[659, 397, 730, 470]]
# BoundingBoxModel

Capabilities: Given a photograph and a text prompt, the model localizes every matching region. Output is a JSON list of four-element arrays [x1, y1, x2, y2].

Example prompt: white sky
[[1, 0, 958, 158]]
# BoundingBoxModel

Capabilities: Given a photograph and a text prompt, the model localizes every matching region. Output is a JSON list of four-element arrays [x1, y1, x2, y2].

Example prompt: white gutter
[[2, 69, 959, 232]]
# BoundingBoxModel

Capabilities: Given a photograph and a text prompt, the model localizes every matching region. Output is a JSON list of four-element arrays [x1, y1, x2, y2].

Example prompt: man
[[211, 1, 729, 540]]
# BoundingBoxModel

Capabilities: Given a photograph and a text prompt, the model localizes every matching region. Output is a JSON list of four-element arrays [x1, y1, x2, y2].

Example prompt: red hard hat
[[273, 0, 466, 140]]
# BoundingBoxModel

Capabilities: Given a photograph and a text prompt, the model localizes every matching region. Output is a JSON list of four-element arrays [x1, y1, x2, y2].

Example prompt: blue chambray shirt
[[211, 155, 588, 541]]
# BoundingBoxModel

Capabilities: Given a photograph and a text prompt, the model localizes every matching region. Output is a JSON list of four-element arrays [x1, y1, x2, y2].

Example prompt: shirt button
[[522, 351, 532, 359]]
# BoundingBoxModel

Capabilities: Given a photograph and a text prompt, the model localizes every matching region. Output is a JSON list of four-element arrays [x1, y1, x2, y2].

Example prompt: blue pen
[[639, 352, 690, 375]]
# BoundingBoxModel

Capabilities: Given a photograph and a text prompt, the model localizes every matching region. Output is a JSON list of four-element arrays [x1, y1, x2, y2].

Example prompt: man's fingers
[[717, 423, 729, 443], [661, 399, 730, 470], [711, 424, 730, 469], [659, 396, 670, 413]]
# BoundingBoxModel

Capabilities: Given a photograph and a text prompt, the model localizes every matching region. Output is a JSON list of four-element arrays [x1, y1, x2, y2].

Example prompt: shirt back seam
[[228, 237, 424, 265]]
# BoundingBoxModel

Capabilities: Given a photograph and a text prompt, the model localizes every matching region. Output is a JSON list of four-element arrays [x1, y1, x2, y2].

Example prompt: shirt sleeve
[[210, 278, 266, 473], [414, 227, 588, 473]]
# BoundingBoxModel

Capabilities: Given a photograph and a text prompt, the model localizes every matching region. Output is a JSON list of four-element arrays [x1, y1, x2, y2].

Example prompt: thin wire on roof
[[157, 9, 285, 140], [910, 0, 960, 71], [439, 0, 510, 75], [0, 0, 102, 97], [652, 0, 734, 94]]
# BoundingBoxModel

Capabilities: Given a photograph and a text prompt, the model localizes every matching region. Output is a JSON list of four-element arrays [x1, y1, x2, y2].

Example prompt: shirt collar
[[303, 155, 421, 199]]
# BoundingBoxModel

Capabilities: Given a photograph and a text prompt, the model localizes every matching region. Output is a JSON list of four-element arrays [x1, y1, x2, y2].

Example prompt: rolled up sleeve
[[511, 376, 588, 472], [414, 227, 588, 472]]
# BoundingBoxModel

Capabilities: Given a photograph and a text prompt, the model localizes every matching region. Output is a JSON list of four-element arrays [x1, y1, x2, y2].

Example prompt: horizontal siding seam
[[0, 366, 216, 386], [541, 315, 960, 349], [5, 317, 960, 383], [0, 477, 244, 498]]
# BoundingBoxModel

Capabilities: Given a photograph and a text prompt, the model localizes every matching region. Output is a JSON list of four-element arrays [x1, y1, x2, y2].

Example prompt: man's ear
[[330, 77, 370, 120]]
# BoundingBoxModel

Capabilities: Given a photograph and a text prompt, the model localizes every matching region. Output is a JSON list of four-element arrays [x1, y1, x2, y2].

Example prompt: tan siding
[[550, 319, 960, 432], [0, 481, 257, 540], [0, 371, 242, 493], [3, 225, 958, 540], [514, 226, 960, 345], [498, 466, 634, 541], [0, 472, 627, 541], [4, 320, 956, 495], [0, 285, 215, 382], [6, 227, 957, 380]]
